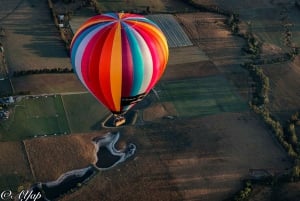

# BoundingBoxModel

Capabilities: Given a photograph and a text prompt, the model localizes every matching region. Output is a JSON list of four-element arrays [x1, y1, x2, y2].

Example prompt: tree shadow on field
[[8, 0, 69, 58], [14, 24, 68, 58], [140, 120, 240, 201], [23, 40, 68, 58]]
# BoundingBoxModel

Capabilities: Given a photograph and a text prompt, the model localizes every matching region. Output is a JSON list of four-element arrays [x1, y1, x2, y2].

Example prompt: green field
[[62, 93, 109, 133], [0, 75, 248, 140], [0, 93, 111, 141], [0, 95, 70, 141], [159, 75, 248, 117]]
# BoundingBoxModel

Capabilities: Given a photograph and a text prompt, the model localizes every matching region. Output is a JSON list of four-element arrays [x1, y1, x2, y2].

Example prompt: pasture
[[0, 95, 70, 141], [0, 93, 111, 141], [168, 46, 209, 66], [61, 93, 109, 133], [11, 74, 85, 95], [159, 75, 248, 118], [24, 133, 100, 182]]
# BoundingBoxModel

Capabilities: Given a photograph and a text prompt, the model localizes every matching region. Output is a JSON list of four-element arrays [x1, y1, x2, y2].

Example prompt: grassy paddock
[[0, 95, 70, 141], [159, 75, 248, 117], [62, 93, 109, 133]]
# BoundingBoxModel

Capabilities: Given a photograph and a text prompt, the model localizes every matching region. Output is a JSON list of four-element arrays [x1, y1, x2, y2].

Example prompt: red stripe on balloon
[[99, 22, 118, 112], [88, 26, 112, 109]]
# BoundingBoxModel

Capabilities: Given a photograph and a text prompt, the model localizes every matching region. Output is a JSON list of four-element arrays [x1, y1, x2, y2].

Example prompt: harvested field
[[0, 0, 83, 97], [97, 0, 196, 13], [175, 12, 248, 67], [60, 133, 181, 201], [155, 112, 291, 201], [1, 0, 71, 73], [12, 74, 85, 95], [23, 132, 106, 182], [59, 112, 291, 201], [0, 141, 32, 191], [162, 60, 219, 81], [168, 46, 209, 66]]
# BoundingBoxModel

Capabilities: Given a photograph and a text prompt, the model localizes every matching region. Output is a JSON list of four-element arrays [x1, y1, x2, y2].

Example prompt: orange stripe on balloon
[[110, 22, 122, 112]]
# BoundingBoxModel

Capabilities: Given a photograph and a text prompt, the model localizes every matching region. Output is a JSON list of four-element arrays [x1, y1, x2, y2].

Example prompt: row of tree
[[13, 68, 73, 77], [242, 63, 269, 106], [225, 2, 300, 183], [185, 0, 232, 16], [204, 2, 300, 200], [285, 112, 300, 179]]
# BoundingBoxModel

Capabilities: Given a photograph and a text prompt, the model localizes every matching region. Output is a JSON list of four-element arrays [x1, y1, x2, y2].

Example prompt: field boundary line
[[59, 95, 72, 134], [21, 140, 36, 181]]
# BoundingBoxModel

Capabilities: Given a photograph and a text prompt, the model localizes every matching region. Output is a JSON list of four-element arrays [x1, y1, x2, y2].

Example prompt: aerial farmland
[[0, 0, 300, 201]]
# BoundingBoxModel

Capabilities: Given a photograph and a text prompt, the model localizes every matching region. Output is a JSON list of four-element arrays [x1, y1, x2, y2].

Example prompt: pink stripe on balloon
[[121, 28, 134, 97]]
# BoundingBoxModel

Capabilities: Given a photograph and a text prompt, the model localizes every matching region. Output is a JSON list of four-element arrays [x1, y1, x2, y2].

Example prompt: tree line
[[13, 68, 74, 77]]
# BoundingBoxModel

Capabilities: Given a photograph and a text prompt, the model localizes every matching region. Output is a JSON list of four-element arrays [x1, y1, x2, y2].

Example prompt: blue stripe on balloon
[[122, 22, 144, 96]]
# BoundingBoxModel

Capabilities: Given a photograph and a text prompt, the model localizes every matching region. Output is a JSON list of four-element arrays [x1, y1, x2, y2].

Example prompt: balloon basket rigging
[[113, 114, 126, 127], [102, 111, 138, 128]]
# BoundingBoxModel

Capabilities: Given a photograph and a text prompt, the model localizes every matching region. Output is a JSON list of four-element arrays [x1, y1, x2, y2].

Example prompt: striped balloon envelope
[[70, 13, 169, 120]]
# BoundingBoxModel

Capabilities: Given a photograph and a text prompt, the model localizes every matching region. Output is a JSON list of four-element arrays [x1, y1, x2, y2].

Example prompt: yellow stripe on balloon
[[110, 22, 122, 112]]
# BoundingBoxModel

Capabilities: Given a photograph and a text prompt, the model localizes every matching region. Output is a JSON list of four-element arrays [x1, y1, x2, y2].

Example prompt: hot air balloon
[[70, 13, 169, 126]]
